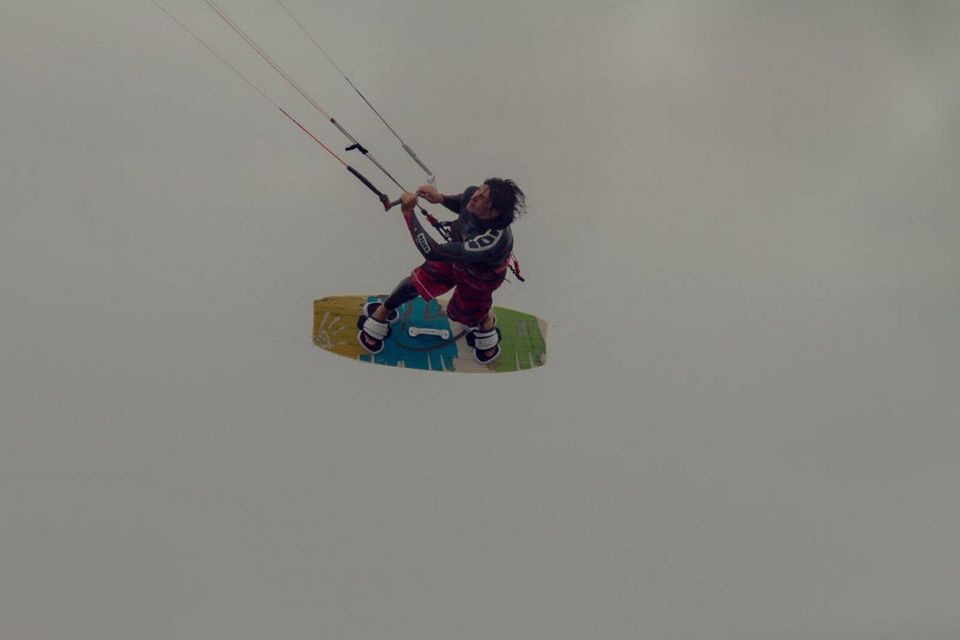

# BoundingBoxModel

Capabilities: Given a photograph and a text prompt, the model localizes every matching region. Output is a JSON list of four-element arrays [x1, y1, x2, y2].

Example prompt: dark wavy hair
[[484, 178, 527, 229]]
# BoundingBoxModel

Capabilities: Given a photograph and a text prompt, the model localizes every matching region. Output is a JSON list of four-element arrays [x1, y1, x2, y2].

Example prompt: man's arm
[[401, 201, 507, 264], [417, 184, 463, 214]]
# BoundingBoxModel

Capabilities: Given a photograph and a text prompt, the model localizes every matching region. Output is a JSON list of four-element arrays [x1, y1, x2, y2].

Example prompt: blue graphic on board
[[359, 296, 461, 371]]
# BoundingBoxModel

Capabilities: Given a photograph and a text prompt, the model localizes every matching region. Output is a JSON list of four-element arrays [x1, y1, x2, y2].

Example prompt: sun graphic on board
[[313, 310, 355, 352]]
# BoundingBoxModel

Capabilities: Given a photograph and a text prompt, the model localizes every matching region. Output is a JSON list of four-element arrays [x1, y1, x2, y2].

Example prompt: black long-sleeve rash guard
[[402, 186, 513, 266]]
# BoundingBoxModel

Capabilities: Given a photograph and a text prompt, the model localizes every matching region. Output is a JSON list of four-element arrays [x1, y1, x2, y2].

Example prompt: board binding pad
[[313, 295, 547, 373]]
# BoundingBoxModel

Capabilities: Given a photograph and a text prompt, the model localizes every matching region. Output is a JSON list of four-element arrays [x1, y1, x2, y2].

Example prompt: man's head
[[466, 178, 527, 229]]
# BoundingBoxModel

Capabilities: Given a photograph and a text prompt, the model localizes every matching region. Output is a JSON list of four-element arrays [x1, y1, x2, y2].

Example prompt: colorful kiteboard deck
[[313, 295, 547, 373]]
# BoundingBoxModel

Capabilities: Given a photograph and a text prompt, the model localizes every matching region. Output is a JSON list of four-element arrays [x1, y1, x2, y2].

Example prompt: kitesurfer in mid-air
[[357, 178, 526, 364]]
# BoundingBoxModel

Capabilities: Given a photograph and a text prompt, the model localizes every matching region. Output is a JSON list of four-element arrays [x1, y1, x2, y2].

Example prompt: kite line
[[151, 0, 448, 232]]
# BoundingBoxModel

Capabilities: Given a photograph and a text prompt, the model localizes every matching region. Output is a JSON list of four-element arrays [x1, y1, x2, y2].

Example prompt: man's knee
[[446, 296, 492, 327]]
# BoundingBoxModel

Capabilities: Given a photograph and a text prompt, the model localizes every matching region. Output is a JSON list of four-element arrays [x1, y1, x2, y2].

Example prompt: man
[[357, 178, 526, 364]]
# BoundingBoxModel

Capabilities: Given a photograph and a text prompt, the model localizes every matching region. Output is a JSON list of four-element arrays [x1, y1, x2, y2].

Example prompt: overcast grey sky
[[2, 1, 959, 639]]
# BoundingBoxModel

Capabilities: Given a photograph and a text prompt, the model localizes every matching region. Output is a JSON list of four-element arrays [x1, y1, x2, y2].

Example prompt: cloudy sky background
[[2, 1, 959, 639]]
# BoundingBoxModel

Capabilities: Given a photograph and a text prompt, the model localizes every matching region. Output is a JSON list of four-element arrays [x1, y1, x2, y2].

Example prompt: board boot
[[466, 316, 502, 364], [356, 303, 397, 354], [361, 301, 399, 324]]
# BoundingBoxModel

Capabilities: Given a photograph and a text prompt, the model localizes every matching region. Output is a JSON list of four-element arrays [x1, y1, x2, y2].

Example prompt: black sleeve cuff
[[441, 193, 462, 213]]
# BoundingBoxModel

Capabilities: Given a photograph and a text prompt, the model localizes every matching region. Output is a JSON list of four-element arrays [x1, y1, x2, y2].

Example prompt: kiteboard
[[313, 295, 547, 373]]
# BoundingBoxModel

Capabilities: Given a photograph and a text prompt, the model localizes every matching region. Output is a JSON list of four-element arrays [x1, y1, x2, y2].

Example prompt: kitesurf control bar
[[152, 0, 394, 211], [276, 0, 437, 184], [154, 1, 523, 281], [154, 0, 444, 218], [200, 0, 405, 192]]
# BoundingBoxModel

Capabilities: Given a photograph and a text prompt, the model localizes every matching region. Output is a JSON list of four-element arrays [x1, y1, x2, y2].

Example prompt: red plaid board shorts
[[410, 260, 508, 326]]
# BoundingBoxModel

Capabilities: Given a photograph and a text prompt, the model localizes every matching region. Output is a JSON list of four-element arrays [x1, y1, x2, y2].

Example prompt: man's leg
[[359, 264, 454, 353], [359, 277, 420, 351], [371, 276, 418, 322], [447, 290, 502, 363]]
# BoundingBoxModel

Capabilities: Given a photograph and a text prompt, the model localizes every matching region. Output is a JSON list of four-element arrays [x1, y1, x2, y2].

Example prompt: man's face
[[466, 184, 495, 219]]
